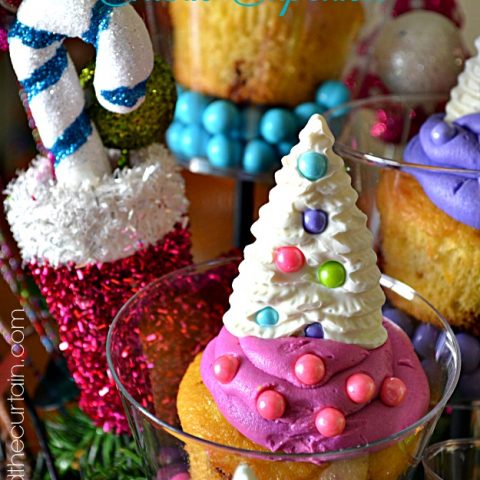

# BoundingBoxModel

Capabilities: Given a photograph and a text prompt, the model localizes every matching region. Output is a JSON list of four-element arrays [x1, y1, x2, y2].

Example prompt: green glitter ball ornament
[[80, 56, 177, 150]]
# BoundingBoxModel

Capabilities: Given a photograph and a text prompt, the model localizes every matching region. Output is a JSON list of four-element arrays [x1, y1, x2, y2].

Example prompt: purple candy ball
[[459, 368, 480, 399], [305, 323, 324, 339], [430, 121, 457, 145], [302, 209, 328, 234], [383, 308, 415, 337], [457, 333, 480, 374], [413, 323, 440, 359]]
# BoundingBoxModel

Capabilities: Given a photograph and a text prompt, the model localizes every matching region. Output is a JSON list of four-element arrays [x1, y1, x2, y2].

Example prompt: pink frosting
[[200, 320, 429, 453]]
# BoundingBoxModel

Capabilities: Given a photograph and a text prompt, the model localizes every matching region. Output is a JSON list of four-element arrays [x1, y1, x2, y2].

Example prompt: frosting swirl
[[201, 321, 429, 453], [404, 112, 480, 229]]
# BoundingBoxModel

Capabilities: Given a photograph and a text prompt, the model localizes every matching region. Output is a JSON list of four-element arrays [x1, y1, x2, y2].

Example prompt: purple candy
[[413, 323, 440, 359], [459, 368, 480, 399], [383, 308, 415, 337], [430, 120, 457, 145], [457, 333, 480, 374], [304, 323, 324, 339], [302, 209, 328, 234]]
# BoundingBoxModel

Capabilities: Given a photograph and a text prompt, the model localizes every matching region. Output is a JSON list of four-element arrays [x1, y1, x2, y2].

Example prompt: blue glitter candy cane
[[8, 0, 154, 186]]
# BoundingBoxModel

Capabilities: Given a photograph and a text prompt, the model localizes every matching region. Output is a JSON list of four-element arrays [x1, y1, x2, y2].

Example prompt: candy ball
[[459, 368, 480, 399], [207, 135, 242, 168], [315, 407, 346, 437], [213, 355, 240, 384], [175, 90, 211, 124], [255, 307, 279, 327], [240, 106, 263, 141], [303, 209, 328, 234], [294, 354, 325, 385], [373, 11, 465, 95], [316, 81, 350, 110], [346, 373, 376, 404], [294, 102, 325, 128], [260, 109, 298, 144], [304, 323, 324, 339], [413, 323, 439, 359], [277, 141, 295, 158], [180, 125, 209, 158], [380, 377, 407, 407], [274, 246, 305, 273], [256, 390, 286, 420], [166, 122, 184, 155], [170, 473, 190, 480], [431, 121, 457, 145], [383, 308, 415, 338], [297, 151, 328, 181], [243, 140, 277, 174], [202, 100, 239, 134], [80, 57, 177, 149], [317, 261, 346, 288], [457, 333, 480, 374]]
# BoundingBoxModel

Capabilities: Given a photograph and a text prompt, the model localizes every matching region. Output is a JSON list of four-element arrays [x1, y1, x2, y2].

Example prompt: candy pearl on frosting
[[213, 355, 239, 384], [294, 354, 325, 385], [346, 373, 376, 404], [302, 209, 328, 234], [256, 390, 286, 420], [315, 407, 346, 437], [430, 121, 457, 145], [380, 377, 407, 407], [304, 323, 324, 339], [317, 261, 346, 288], [297, 151, 328, 181], [255, 307, 279, 327], [274, 246, 305, 273]]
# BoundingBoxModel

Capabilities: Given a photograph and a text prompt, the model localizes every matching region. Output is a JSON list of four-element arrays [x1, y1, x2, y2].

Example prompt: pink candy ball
[[380, 377, 407, 407], [346, 373, 376, 404], [213, 355, 240, 384], [294, 354, 326, 385], [274, 246, 305, 273], [315, 407, 346, 437], [170, 474, 190, 480], [256, 390, 286, 420]]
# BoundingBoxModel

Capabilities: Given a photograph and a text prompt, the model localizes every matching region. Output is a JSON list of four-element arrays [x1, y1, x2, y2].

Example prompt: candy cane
[[8, 0, 154, 186]]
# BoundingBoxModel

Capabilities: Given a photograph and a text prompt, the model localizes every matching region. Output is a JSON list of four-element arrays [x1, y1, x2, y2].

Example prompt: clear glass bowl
[[423, 438, 480, 480], [107, 258, 460, 480]]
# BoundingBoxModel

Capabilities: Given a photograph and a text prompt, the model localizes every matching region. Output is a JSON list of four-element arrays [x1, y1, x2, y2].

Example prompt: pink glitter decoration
[[29, 224, 192, 434]]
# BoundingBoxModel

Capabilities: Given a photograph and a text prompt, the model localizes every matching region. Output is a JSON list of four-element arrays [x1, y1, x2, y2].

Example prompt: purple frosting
[[404, 113, 480, 229], [200, 321, 429, 454]]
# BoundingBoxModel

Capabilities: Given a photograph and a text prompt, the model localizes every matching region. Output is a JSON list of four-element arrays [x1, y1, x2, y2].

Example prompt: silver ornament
[[373, 11, 465, 95]]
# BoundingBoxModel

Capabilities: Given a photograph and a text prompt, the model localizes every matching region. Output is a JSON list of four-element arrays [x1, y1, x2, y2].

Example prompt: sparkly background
[[29, 224, 192, 434]]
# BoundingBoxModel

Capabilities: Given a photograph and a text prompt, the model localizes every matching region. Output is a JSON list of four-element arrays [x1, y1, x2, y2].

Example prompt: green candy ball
[[80, 56, 177, 150], [317, 261, 346, 289]]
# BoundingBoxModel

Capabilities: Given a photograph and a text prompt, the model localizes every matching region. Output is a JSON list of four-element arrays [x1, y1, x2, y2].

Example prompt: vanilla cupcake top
[[223, 115, 387, 349]]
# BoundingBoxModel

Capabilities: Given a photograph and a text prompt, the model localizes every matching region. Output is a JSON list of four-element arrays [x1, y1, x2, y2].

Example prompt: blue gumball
[[294, 102, 325, 129], [202, 100, 239, 134], [240, 106, 263, 141], [180, 125, 209, 158], [459, 368, 480, 399], [207, 134, 242, 169], [260, 109, 298, 144], [176, 84, 185, 96], [277, 141, 295, 157], [166, 122, 184, 155], [243, 140, 277, 174], [174, 91, 211, 124], [413, 323, 440, 359], [316, 81, 350, 111], [383, 308, 415, 338], [457, 333, 480, 374]]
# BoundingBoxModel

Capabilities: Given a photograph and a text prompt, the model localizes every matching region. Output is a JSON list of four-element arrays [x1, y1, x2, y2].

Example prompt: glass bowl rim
[[106, 257, 461, 460], [324, 93, 480, 177], [422, 437, 480, 479]]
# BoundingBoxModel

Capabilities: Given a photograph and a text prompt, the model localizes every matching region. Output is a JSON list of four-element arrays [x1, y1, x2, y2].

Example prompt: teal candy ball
[[297, 151, 328, 181], [255, 307, 279, 327]]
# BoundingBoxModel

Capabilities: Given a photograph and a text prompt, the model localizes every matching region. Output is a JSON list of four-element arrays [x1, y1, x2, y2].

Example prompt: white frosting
[[4, 143, 189, 267], [232, 464, 258, 480], [223, 115, 387, 349], [446, 37, 480, 122]]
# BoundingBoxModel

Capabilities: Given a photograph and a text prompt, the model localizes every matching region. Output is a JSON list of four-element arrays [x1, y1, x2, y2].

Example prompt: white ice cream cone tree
[[223, 114, 387, 349]]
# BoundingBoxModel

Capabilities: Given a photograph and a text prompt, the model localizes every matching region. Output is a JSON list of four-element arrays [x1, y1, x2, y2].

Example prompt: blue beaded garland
[[297, 151, 328, 181], [260, 109, 298, 144], [206, 134, 242, 168], [202, 100, 239, 134], [175, 91, 211, 124], [255, 307, 279, 327], [243, 140, 277, 174], [180, 125, 209, 158], [316, 81, 350, 110]]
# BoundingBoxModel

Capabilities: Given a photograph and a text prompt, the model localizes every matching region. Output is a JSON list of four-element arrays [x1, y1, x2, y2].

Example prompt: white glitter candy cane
[[8, 0, 154, 186]]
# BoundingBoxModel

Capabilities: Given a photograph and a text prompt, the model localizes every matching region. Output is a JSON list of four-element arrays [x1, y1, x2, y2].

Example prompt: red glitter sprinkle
[[29, 223, 192, 434]]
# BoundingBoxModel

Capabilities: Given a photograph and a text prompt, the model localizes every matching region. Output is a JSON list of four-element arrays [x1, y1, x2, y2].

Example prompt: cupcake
[[177, 115, 430, 479], [378, 39, 480, 334], [170, 2, 364, 106]]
